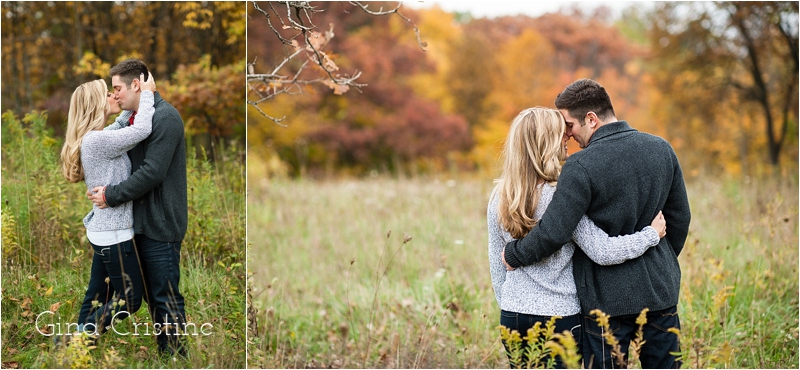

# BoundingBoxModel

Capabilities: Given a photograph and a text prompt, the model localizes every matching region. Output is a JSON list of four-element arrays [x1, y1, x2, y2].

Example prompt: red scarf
[[128, 111, 137, 126]]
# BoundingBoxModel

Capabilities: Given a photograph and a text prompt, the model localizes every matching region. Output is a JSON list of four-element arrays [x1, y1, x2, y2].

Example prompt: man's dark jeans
[[78, 240, 144, 333], [500, 310, 582, 369], [582, 305, 681, 369], [135, 234, 187, 355]]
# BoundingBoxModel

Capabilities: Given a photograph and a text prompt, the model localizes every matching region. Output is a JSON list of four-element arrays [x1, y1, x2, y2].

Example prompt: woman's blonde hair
[[60, 79, 109, 183], [496, 107, 566, 239]]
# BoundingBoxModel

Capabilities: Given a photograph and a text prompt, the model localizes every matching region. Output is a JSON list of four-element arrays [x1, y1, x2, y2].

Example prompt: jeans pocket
[[650, 306, 680, 333], [570, 323, 583, 347], [94, 246, 112, 264]]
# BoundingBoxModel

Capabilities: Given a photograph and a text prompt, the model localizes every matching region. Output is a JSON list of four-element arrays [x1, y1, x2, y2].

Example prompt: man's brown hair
[[554, 78, 616, 125], [109, 59, 150, 87]]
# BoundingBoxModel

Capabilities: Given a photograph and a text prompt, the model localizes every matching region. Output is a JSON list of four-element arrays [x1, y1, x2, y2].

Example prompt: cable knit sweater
[[487, 182, 660, 316], [81, 90, 154, 232]]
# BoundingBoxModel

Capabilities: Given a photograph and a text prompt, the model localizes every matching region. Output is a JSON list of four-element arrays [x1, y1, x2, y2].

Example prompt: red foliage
[[309, 97, 471, 168]]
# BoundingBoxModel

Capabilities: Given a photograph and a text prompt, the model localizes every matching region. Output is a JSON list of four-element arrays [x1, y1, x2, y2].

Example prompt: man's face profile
[[111, 75, 135, 111]]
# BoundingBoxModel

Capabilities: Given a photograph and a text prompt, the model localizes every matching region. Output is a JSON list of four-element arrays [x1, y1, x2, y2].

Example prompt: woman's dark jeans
[[77, 239, 144, 334], [500, 310, 583, 369]]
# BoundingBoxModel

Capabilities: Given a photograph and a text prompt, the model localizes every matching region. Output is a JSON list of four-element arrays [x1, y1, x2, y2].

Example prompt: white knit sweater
[[487, 182, 660, 316], [81, 91, 154, 232]]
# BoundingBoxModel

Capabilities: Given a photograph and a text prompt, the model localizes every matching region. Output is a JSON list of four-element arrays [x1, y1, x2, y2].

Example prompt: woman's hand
[[651, 211, 666, 238], [139, 72, 156, 92]]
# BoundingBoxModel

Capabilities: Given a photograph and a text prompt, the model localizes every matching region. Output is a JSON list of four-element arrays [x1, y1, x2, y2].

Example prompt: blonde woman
[[58, 72, 155, 344], [487, 107, 666, 368]]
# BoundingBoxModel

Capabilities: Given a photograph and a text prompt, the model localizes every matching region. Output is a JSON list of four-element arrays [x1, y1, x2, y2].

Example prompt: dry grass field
[[247, 173, 798, 368]]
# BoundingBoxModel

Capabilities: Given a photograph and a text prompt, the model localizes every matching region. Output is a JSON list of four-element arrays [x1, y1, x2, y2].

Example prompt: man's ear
[[586, 112, 599, 128], [131, 78, 140, 92]]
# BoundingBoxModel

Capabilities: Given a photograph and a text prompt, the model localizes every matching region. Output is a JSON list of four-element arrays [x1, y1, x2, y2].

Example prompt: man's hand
[[501, 246, 515, 271], [139, 72, 156, 92], [87, 186, 108, 209]]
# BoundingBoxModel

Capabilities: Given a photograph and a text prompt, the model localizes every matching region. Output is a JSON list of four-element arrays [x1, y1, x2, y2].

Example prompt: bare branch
[[349, 1, 427, 51], [252, 2, 291, 44], [348, 1, 401, 15], [249, 1, 425, 125], [284, 2, 313, 31], [271, 47, 306, 75], [247, 99, 287, 127]]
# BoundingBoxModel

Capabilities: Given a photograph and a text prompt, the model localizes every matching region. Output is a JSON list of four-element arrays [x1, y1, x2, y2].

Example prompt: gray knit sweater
[[487, 182, 659, 316], [81, 90, 155, 232]]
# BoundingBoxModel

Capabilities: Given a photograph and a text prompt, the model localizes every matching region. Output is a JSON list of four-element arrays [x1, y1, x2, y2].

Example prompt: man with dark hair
[[89, 58, 189, 358], [502, 78, 691, 368]]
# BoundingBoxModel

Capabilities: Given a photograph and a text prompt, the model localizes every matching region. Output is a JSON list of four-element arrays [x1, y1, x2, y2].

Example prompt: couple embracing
[[488, 79, 691, 369], [58, 59, 189, 357]]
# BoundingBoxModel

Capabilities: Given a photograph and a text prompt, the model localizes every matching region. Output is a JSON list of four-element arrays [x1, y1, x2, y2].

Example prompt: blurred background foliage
[[247, 1, 798, 180], [1, 0, 247, 265], [1, 1, 246, 152]]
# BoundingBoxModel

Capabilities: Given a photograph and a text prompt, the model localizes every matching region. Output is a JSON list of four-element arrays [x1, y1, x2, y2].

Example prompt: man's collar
[[587, 121, 635, 146]]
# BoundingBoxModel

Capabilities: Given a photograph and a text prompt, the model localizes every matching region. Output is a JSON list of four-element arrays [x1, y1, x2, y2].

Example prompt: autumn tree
[[1, 1, 246, 144], [247, 2, 474, 176], [161, 55, 245, 158], [246, 1, 425, 125], [450, 9, 654, 173], [649, 1, 798, 169]]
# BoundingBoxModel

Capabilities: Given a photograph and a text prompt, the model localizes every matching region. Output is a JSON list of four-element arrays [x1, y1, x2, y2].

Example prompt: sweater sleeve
[[504, 159, 591, 268], [572, 216, 660, 266], [105, 110, 133, 131], [83, 91, 154, 159], [487, 185, 508, 307], [104, 96, 184, 207]]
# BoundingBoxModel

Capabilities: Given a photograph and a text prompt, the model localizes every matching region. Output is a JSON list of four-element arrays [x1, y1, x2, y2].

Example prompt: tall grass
[[247, 172, 798, 368], [2, 254, 245, 368], [1, 110, 246, 368]]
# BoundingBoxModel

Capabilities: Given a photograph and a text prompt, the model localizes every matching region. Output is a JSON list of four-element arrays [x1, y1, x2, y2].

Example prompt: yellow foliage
[[406, 7, 462, 114], [489, 29, 558, 114], [176, 2, 213, 30], [53, 332, 96, 369], [589, 309, 625, 367], [1, 208, 19, 260], [214, 1, 246, 45], [73, 52, 111, 79], [498, 316, 581, 368], [712, 286, 734, 313], [469, 117, 507, 176], [546, 330, 582, 369], [115, 52, 143, 64]]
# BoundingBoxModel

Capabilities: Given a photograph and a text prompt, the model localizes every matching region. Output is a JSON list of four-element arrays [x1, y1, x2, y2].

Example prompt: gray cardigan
[[488, 182, 660, 316], [104, 92, 188, 242], [82, 91, 154, 232], [504, 121, 691, 317]]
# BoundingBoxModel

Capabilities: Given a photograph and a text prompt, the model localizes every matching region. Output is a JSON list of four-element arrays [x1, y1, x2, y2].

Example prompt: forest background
[[248, 1, 799, 369], [248, 1, 798, 179], [2, 2, 246, 368]]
